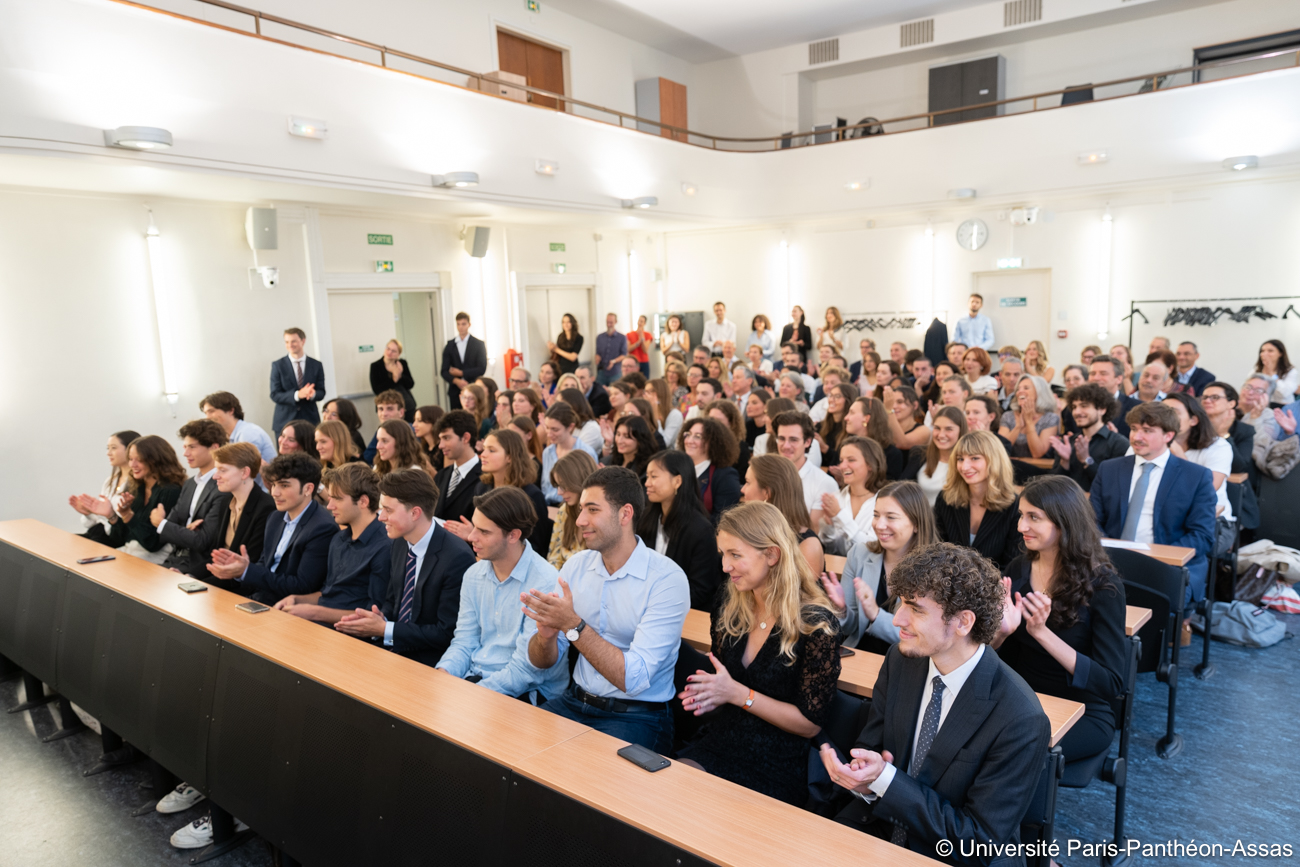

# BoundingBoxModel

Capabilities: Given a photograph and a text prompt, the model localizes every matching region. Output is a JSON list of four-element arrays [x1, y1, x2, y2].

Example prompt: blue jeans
[[639, 361, 650, 377], [545, 688, 673, 753], [595, 366, 618, 386]]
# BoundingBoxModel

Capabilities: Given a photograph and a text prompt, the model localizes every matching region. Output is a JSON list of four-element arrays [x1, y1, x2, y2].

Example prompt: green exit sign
[[1000, 297, 1027, 308], [549, 242, 566, 252], [375, 260, 394, 272], [359, 344, 374, 353], [367, 234, 393, 245], [526, 0, 540, 11]]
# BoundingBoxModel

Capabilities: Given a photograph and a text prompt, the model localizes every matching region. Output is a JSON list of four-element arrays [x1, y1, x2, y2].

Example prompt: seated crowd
[[64, 305, 1298, 862]]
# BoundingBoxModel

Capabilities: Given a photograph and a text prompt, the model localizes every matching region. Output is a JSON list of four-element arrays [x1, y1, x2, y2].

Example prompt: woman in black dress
[[934, 430, 1023, 569], [369, 339, 416, 423], [638, 450, 724, 610], [677, 501, 841, 806], [993, 476, 1127, 761], [779, 305, 814, 365], [547, 313, 583, 375]]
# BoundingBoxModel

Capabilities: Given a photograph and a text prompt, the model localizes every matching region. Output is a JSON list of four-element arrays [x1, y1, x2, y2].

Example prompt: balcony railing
[[123, 0, 1300, 152]]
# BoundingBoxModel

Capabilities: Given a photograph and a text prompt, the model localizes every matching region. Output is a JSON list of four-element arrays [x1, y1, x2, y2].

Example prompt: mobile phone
[[236, 601, 270, 614], [76, 555, 115, 564], [838, 646, 856, 657], [178, 582, 208, 594], [617, 744, 670, 773]]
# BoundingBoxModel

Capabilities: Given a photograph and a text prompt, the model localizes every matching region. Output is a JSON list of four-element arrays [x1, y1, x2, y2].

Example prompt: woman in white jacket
[[68, 430, 140, 544], [818, 436, 886, 556]]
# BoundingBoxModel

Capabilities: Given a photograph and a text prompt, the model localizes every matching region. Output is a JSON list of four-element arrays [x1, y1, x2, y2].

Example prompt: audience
[[678, 416, 741, 526], [71, 429, 141, 544], [154, 420, 228, 577], [270, 326, 326, 433], [742, 454, 825, 576], [316, 420, 360, 469], [963, 395, 1014, 455], [998, 374, 1059, 459], [509, 414, 546, 469], [1088, 355, 1141, 438], [815, 381, 858, 467], [462, 382, 491, 439], [547, 450, 599, 570], [1022, 340, 1055, 383], [1137, 358, 1173, 403], [881, 385, 930, 452], [541, 402, 599, 504], [1256, 339, 1296, 407], [363, 390, 409, 464], [935, 430, 1024, 569], [197, 443, 274, 591], [638, 450, 725, 611], [747, 314, 776, 364], [703, 301, 737, 356], [843, 397, 902, 481], [905, 405, 966, 506], [276, 419, 319, 460], [1163, 392, 1233, 523], [431, 410, 481, 525], [961, 347, 998, 395], [445, 429, 550, 556], [645, 378, 684, 448], [323, 397, 368, 455], [1047, 384, 1127, 491], [370, 338, 416, 423], [705, 399, 751, 480], [412, 406, 444, 468], [1109, 344, 1139, 393], [373, 419, 434, 478], [602, 415, 657, 479], [660, 313, 691, 356], [81, 435, 186, 565], [201, 391, 276, 463], [818, 436, 885, 554], [594, 312, 629, 385], [1172, 341, 1215, 396], [770, 411, 837, 533]]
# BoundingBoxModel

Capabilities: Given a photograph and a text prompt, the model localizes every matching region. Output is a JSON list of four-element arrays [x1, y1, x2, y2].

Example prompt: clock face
[[956, 219, 989, 251]]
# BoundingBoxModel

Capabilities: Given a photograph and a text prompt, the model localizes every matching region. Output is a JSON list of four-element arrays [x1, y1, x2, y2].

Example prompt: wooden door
[[497, 30, 565, 110], [659, 78, 687, 141]]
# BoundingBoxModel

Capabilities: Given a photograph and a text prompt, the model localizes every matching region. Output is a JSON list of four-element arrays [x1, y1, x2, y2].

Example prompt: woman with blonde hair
[[547, 449, 598, 570], [555, 372, 581, 395], [1023, 339, 1055, 383], [816, 306, 844, 354], [998, 374, 1059, 459], [664, 360, 690, 409], [373, 420, 434, 478], [676, 500, 840, 807], [70, 429, 141, 543], [314, 420, 359, 470], [741, 453, 824, 575], [935, 430, 1022, 569]]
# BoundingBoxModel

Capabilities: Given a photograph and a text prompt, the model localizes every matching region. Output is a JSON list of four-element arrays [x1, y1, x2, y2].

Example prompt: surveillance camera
[[255, 266, 278, 289]]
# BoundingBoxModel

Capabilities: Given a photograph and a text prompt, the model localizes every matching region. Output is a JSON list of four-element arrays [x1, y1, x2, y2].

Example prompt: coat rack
[[1125, 296, 1300, 349]]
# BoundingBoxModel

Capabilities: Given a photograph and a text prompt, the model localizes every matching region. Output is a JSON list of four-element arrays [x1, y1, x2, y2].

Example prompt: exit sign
[[367, 234, 393, 245], [550, 242, 566, 252], [375, 260, 394, 272], [1000, 297, 1027, 308], [359, 344, 374, 353], [526, 0, 540, 11]]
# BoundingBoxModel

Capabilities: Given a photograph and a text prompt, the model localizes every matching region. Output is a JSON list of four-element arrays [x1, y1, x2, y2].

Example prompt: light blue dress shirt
[[748, 330, 776, 363], [952, 313, 995, 350], [383, 519, 439, 647], [232, 419, 277, 463], [552, 540, 690, 702], [437, 547, 569, 700], [236, 503, 306, 582], [541, 438, 598, 505]]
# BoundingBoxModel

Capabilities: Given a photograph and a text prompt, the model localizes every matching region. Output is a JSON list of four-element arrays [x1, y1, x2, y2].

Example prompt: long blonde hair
[[716, 502, 837, 663], [1024, 340, 1051, 376], [942, 430, 1017, 510], [316, 420, 357, 469]]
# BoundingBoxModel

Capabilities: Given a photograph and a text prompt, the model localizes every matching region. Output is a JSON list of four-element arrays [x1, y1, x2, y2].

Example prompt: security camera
[[253, 266, 278, 289]]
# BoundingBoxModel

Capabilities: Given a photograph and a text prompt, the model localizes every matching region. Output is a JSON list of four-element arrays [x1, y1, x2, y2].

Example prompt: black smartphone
[[838, 646, 856, 657], [178, 582, 208, 594], [236, 601, 270, 614], [617, 744, 670, 773], [76, 555, 115, 564]]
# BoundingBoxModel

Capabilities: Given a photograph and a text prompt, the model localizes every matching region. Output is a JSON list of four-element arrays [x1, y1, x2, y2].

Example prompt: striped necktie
[[397, 548, 418, 623], [295, 359, 304, 387]]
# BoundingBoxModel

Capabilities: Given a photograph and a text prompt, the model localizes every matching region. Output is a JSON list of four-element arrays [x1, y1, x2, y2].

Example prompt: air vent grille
[[900, 19, 935, 48], [808, 38, 839, 65], [1004, 0, 1042, 26]]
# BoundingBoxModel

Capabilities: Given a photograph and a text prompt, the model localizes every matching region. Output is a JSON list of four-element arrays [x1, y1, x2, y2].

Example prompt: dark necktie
[[398, 548, 418, 623], [891, 675, 946, 847], [295, 359, 304, 388]]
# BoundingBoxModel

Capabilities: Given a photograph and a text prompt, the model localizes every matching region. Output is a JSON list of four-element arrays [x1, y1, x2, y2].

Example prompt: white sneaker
[[169, 814, 248, 849], [156, 782, 206, 814]]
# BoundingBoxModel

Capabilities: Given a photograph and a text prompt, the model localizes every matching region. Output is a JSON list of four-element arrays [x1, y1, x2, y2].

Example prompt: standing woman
[[748, 314, 776, 364], [815, 306, 844, 355], [904, 405, 966, 506], [935, 430, 1023, 569], [70, 429, 141, 543], [322, 398, 367, 456], [741, 453, 824, 576], [679, 417, 741, 526], [706, 399, 752, 481], [547, 450, 598, 570], [660, 313, 691, 357], [818, 436, 886, 555], [558, 387, 603, 453], [369, 339, 416, 423], [676, 501, 840, 807], [638, 450, 725, 611], [84, 435, 186, 565], [815, 382, 858, 467], [818, 480, 937, 652], [845, 396, 903, 481], [601, 415, 657, 479], [780, 306, 813, 364], [373, 420, 434, 478], [277, 420, 320, 459], [645, 378, 685, 449], [547, 313, 583, 375], [449, 429, 551, 556], [413, 405, 445, 469], [998, 375, 1059, 459], [1256, 339, 1298, 407], [1022, 340, 1056, 384], [315, 420, 360, 470], [994, 476, 1127, 762]]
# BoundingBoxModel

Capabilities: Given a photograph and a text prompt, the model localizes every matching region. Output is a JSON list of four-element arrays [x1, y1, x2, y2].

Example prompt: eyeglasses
[[1243, 386, 1269, 396], [1199, 395, 1226, 403]]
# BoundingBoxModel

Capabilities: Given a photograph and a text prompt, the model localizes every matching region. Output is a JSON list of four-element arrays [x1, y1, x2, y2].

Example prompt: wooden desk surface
[[1016, 457, 1055, 469], [682, 608, 1083, 747], [1101, 538, 1195, 566], [1228, 472, 1248, 485], [514, 729, 938, 867], [1126, 606, 1152, 636]]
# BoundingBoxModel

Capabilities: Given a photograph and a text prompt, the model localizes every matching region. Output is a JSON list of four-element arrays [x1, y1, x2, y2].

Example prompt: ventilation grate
[[808, 38, 839, 65], [1004, 0, 1042, 26], [900, 19, 935, 48]]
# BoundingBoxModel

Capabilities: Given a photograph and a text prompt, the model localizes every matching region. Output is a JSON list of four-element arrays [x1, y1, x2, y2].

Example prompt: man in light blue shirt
[[952, 293, 995, 351], [438, 487, 568, 702], [524, 467, 689, 752]]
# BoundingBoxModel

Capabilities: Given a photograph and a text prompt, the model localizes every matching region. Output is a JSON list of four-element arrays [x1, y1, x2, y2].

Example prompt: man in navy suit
[[1090, 401, 1217, 602], [1173, 341, 1216, 397], [207, 453, 335, 604], [440, 312, 487, 410], [270, 327, 326, 434], [336, 468, 475, 667]]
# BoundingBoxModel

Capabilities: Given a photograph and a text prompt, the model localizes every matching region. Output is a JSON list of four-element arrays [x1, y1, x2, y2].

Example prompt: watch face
[[956, 219, 989, 251]]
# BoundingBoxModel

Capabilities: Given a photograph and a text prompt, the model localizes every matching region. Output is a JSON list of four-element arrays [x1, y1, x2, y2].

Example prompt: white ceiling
[[544, 0, 992, 61]]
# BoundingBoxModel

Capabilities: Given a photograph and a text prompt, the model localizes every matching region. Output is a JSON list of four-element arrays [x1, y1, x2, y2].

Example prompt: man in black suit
[[574, 365, 611, 418], [440, 311, 487, 409], [336, 469, 475, 667], [821, 543, 1050, 864], [432, 410, 482, 525], [154, 420, 229, 577], [207, 453, 335, 604], [1047, 384, 1129, 492], [1089, 355, 1141, 438], [270, 327, 326, 434]]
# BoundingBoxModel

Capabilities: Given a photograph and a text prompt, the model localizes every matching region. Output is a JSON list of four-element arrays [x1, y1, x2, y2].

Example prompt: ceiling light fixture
[[103, 126, 173, 150], [845, 179, 869, 192], [1222, 155, 1258, 171], [1078, 150, 1109, 165], [681, 182, 697, 196], [620, 196, 657, 209], [535, 159, 558, 175], [947, 188, 976, 200], [287, 116, 328, 139], [433, 172, 480, 188]]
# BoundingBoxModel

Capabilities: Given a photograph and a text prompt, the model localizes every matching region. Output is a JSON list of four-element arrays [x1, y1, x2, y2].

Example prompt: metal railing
[[120, 0, 1300, 152]]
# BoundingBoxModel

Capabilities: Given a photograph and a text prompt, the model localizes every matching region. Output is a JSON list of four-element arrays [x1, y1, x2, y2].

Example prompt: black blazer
[[934, 495, 1023, 570], [882, 444, 905, 482], [1226, 419, 1259, 529], [700, 465, 741, 526], [381, 524, 476, 667], [369, 358, 416, 423], [270, 355, 325, 432], [1051, 425, 1129, 492], [107, 482, 182, 555], [158, 475, 230, 577], [241, 499, 337, 604], [835, 646, 1051, 862], [638, 508, 724, 611], [432, 460, 482, 525], [1176, 367, 1216, 397], [780, 322, 813, 362], [201, 485, 276, 592], [440, 335, 487, 409], [585, 383, 612, 419]]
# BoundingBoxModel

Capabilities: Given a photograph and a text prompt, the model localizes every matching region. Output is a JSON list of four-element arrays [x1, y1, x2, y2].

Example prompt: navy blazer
[[1089, 453, 1216, 601], [1175, 367, 1216, 397], [1110, 393, 1142, 438], [270, 355, 326, 433], [440, 335, 487, 409], [381, 524, 476, 667], [241, 500, 337, 604]]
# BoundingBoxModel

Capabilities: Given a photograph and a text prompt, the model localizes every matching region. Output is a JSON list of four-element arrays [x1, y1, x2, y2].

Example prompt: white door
[[972, 269, 1051, 355], [523, 286, 593, 372], [327, 292, 397, 399]]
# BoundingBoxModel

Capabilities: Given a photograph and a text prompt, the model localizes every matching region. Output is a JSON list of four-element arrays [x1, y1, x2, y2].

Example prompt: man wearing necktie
[[820, 544, 1049, 863], [270, 327, 326, 435]]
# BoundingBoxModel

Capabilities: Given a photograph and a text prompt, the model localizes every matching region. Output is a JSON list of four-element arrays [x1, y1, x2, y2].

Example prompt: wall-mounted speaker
[[464, 226, 490, 258], [245, 207, 278, 251]]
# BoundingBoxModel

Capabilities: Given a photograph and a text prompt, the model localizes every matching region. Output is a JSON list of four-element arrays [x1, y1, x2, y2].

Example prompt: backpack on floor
[[1190, 601, 1287, 648]]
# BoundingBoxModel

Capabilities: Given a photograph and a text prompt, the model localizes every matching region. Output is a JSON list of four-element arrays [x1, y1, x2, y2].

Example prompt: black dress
[[997, 556, 1128, 761], [934, 494, 1023, 570], [555, 333, 583, 375], [677, 592, 841, 806], [882, 442, 905, 481], [368, 358, 416, 423]]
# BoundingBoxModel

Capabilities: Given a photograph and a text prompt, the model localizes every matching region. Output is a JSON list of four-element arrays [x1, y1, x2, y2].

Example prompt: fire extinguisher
[[504, 348, 524, 381]]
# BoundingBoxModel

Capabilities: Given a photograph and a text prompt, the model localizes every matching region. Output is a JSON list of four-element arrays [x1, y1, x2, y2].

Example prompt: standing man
[[594, 313, 628, 386], [1173, 342, 1215, 396], [524, 467, 689, 752], [440, 312, 487, 410], [952, 294, 995, 351], [626, 315, 652, 378], [702, 301, 737, 356], [270, 327, 326, 434]]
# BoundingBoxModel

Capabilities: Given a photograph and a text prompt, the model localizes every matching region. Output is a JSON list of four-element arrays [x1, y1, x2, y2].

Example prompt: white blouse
[[659, 408, 683, 450], [819, 488, 878, 554], [1266, 367, 1300, 405], [577, 420, 603, 453], [817, 327, 844, 351], [1185, 437, 1235, 522], [917, 460, 949, 507]]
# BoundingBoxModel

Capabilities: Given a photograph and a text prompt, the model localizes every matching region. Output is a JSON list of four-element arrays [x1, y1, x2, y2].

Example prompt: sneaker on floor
[[169, 814, 247, 849], [156, 782, 206, 814]]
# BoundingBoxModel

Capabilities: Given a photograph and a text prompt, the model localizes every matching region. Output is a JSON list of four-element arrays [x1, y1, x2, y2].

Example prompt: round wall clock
[[956, 218, 989, 251]]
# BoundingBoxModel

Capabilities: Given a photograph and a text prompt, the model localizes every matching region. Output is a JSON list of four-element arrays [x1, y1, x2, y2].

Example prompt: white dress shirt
[[384, 519, 440, 646], [156, 467, 217, 535], [798, 459, 839, 516], [702, 318, 737, 352], [820, 489, 878, 551], [454, 334, 469, 363], [1127, 449, 1170, 545]]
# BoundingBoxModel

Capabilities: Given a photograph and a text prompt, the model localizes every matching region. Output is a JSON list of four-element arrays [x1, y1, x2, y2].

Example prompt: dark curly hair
[[1019, 476, 1118, 629], [889, 542, 1004, 645]]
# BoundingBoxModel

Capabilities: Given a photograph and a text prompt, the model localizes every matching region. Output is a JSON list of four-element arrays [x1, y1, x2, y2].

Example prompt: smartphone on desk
[[178, 582, 208, 594], [617, 744, 670, 773], [76, 555, 115, 564], [236, 601, 270, 614], [838, 646, 856, 657]]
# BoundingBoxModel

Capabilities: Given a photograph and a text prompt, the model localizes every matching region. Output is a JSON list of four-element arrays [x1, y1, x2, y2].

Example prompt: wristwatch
[[565, 619, 587, 643]]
